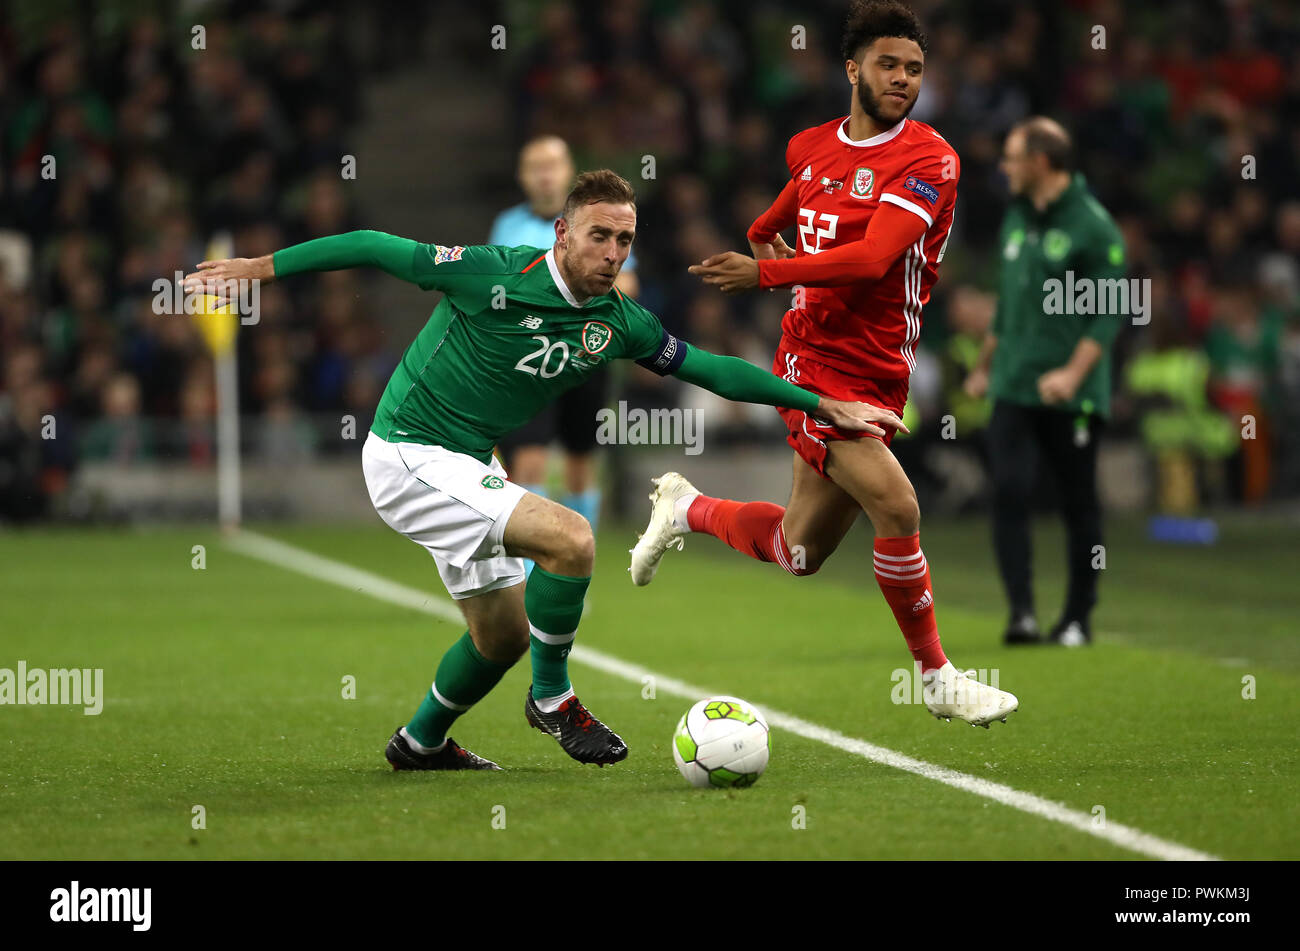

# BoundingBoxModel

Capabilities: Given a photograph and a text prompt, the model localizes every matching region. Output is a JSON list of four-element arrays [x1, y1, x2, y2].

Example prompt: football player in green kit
[[184, 170, 904, 771]]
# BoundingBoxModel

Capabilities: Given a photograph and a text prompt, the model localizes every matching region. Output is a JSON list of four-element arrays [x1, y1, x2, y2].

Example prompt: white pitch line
[[227, 529, 1219, 862]]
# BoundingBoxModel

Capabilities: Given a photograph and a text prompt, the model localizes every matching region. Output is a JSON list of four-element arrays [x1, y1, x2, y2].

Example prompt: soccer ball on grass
[[672, 696, 770, 788]]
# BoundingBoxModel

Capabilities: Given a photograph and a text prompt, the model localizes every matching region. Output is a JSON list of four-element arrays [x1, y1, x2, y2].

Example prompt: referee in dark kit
[[964, 117, 1127, 647]]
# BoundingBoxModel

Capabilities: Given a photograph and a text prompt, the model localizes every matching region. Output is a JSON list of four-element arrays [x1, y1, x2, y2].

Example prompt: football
[[672, 696, 771, 788]]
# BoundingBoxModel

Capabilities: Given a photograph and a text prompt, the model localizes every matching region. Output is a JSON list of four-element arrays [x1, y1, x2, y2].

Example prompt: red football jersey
[[757, 116, 959, 380]]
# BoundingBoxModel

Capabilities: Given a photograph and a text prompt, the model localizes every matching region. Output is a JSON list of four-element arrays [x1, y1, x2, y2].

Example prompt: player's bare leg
[[458, 583, 530, 662], [824, 437, 1019, 727], [504, 491, 595, 576], [778, 451, 862, 573], [508, 444, 551, 578], [504, 493, 628, 765]]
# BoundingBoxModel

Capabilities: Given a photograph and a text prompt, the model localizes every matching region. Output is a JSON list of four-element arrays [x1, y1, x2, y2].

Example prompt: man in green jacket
[[184, 169, 900, 771], [964, 118, 1128, 647]]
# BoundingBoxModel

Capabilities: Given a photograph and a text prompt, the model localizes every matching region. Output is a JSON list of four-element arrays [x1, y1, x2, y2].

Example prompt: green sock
[[406, 631, 513, 748], [525, 566, 590, 701]]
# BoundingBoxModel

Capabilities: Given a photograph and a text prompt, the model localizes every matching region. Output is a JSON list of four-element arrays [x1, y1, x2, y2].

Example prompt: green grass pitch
[[0, 513, 1295, 859]]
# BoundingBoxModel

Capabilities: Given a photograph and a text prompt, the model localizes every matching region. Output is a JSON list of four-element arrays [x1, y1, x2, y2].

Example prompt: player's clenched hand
[[749, 234, 796, 261], [688, 252, 760, 294], [815, 398, 909, 438], [963, 367, 989, 399], [1036, 366, 1080, 405], [182, 255, 274, 304]]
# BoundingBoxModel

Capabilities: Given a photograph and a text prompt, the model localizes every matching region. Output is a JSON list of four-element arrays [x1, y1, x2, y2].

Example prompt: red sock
[[873, 534, 948, 673], [687, 495, 812, 575]]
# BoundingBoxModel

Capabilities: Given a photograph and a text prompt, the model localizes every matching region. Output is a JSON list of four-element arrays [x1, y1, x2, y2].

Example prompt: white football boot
[[922, 662, 1019, 728], [629, 472, 700, 586]]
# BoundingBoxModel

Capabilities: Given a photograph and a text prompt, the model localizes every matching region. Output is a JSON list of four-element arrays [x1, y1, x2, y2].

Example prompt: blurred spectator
[[81, 373, 152, 464], [4, 0, 1300, 522], [0, 6, 413, 520], [1204, 283, 1281, 502]]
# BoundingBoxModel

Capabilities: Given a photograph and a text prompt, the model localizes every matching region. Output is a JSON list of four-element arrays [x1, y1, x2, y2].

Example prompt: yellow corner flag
[[194, 232, 239, 357]]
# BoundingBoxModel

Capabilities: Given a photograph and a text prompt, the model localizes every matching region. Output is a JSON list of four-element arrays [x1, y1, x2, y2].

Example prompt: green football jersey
[[990, 173, 1126, 417], [369, 242, 680, 462], [272, 229, 823, 458]]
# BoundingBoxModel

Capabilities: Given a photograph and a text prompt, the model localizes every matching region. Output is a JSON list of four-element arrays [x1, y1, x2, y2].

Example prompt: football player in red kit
[[631, 0, 1019, 727]]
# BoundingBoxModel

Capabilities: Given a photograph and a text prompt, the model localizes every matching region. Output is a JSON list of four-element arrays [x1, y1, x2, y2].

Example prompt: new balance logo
[[800, 165, 812, 181], [519, 315, 543, 329], [912, 589, 933, 614]]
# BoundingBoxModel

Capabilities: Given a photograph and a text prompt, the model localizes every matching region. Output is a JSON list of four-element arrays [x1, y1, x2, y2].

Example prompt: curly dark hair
[[840, 0, 928, 63]]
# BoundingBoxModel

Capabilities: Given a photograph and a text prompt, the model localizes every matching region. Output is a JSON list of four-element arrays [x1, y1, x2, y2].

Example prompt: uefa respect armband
[[636, 328, 687, 376]]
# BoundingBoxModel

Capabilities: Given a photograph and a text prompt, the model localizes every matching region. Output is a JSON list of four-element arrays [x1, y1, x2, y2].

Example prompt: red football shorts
[[772, 343, 910, 479]]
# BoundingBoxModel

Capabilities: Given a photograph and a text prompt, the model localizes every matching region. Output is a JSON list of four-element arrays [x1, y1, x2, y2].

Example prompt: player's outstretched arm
[[671, 343, 906, 437], [747, 178, 799, 261], [690, 202, 928, 294], [183, 230, 426, 299]]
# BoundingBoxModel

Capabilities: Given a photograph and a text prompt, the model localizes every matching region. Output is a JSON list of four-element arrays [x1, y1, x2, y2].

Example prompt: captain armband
[[636, 329, 687, 376]]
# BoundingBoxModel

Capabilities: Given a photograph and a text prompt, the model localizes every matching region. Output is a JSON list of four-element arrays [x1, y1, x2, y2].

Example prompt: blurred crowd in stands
[[506, 0, 1300, 510], [0, 4, 408, 518], [2, 0, 1298, 521]]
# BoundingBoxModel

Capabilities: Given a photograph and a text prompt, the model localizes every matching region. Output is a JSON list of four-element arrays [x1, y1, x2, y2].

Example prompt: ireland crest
[[1043, 229, 1072, 262], [581, 321, 612, 354], [852, 167, 874, 199]]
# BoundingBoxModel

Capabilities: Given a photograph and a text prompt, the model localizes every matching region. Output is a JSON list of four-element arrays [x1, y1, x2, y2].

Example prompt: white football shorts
[[361, 431, 528, 599]]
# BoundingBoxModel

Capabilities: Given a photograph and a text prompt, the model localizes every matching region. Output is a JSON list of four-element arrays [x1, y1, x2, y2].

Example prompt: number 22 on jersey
[[797, 208, 838, 253]]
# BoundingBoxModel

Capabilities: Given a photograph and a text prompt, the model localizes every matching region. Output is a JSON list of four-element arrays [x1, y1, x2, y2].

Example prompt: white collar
[[836, 116, 906, 148], [545, 247, 591, 308]]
